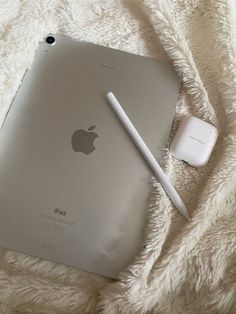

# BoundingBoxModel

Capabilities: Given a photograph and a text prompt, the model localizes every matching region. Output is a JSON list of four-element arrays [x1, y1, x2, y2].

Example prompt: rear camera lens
[[46, 36, 56, 45]]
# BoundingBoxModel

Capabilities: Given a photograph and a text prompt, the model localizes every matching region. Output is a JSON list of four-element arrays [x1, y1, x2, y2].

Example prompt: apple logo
[[71, 125, 98, 155]]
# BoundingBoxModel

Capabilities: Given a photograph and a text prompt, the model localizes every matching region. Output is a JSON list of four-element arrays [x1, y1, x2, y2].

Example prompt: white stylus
[[106, 92, 189, 220]]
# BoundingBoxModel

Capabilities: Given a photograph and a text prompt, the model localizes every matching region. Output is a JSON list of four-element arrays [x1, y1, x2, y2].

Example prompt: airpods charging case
[[170, 116, 218, 167]]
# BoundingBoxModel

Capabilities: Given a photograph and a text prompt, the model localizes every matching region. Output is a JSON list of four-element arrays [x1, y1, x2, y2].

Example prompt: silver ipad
[[0, 34, 180, 278]]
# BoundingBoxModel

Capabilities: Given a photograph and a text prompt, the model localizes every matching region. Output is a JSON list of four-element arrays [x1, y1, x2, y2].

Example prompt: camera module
[[46, 36, 56, 45]]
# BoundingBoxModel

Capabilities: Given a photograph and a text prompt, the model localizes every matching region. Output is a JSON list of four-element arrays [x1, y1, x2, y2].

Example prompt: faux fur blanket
[[1, 0, 236, 313]]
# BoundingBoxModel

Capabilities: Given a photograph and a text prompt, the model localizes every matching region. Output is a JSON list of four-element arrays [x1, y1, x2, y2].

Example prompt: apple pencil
[[106, 92, 189, 220]]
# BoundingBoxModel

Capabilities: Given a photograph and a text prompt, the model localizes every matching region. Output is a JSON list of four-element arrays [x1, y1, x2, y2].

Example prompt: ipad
[[0, 34, 180, 278]]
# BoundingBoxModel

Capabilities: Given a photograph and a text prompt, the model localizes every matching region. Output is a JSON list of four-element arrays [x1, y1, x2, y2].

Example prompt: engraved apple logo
[[71, 125, 98, 155]]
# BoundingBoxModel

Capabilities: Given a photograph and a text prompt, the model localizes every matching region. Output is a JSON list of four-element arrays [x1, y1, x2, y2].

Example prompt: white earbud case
[[170, 116, 218, 167]]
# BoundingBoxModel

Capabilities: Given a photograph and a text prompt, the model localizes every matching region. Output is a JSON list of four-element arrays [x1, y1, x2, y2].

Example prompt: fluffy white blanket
[[1, 0, 236, 313]]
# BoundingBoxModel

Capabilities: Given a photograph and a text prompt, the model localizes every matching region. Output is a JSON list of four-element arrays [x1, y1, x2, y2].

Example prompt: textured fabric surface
[[0, 0, 236, 313]]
